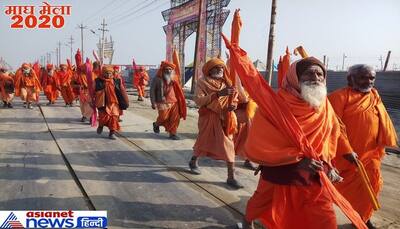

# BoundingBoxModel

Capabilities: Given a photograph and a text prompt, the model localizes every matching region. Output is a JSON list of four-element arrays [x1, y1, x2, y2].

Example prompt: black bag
[[4, 81, 14, 93], [114, 78, 129, 110], [95, 78, 129, 110]]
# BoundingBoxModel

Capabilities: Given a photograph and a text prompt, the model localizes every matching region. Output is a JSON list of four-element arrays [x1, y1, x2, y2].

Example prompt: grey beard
[[300, 82, 327, 108], [163, 74, 172, 84], [210, 72, 223, 79], [353, 85, 372, 93]]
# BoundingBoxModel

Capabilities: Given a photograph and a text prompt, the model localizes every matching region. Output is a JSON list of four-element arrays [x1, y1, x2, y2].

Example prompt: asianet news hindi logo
[[0, 211, 107, 228], [0, 212, 23, 228]]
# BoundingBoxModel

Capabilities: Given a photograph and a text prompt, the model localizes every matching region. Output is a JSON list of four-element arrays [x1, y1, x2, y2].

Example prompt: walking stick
[[355, 159, 380, 210]]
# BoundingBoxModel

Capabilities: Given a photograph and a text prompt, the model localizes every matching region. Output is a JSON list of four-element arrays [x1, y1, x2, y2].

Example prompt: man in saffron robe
[[74, 64, 94, 123], [150, 61, 187, 140], [189, 58, 246, 189], [241, 57, 354, 229], [0, 67, 14, 108], [42, 64, 59, 105], [95, 66, 129, 139], [134, 66, 149, 101], [329, 64, 398, 229], [56, 64, 74, 107], [113, 65, 126, 122], [14, 63, 42, 109]]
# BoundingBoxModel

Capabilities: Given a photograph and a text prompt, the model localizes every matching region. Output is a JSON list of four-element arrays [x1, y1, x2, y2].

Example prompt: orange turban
[[282, 56, 326, 98], [202, 58, 226, 76], [102, 65, 114, 74], [156, 61, 176, 78], [21, 63, 30, 69], [160, 61, 175, 70], [46, 64, 53, 70]]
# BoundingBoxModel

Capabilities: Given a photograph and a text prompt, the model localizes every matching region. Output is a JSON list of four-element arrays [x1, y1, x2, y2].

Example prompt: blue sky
[[1, 0, 399, 70]]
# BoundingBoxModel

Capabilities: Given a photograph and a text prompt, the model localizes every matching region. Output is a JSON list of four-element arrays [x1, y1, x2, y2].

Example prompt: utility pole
[[342, 53, 347, 71], [57, 41, 62, 65], [326, 57, 329, 70], [55, 48, 59, 66], [379, 55, 383, 71], [46, 52, 51, 64], [78, 23, 87, 60], [266, 0, 277, 84], [67, 35, 74, 62], [98, 18, 108, 65], [191, 0, 203, 94], [383, 51, 391, 72]]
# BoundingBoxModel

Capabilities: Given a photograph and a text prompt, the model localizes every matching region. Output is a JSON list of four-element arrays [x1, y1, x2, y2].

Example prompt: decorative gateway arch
[[162, 0, 230, 88]]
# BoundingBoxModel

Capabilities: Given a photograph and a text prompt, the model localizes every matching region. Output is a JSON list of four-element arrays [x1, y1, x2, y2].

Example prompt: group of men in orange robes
[[1, 62, 73, 109], [221, 54, 398, 228], [1, 38, 397, 228], [202, 10, 398, 228]]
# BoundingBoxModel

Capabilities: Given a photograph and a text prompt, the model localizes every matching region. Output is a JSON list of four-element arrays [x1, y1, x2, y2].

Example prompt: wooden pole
[[191, 0, 203, 94], [383, 51, 391, 72], [266, 0, 277, 84]]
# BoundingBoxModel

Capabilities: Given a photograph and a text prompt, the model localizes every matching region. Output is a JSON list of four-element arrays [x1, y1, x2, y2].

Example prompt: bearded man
[[14, 63, 41, 109], [150, 61, 187, 140], [329, 64, 398, 228]]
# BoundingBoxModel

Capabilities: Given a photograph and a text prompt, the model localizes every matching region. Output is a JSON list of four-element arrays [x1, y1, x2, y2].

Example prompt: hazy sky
[[1, 0, 399, 71]]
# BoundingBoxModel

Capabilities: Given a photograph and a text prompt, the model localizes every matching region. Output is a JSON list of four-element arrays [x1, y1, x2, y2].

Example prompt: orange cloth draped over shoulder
[[329, 87, 398, 222], [193, 58, 238, 162], [157, 61, 187, 120]]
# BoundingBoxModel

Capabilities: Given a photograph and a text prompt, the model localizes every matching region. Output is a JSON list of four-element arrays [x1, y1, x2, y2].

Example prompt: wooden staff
[[355, 159, 380, 210]]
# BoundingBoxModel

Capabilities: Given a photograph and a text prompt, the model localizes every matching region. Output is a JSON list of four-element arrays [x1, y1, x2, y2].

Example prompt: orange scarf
[[202, 58, 237, 135], [342, 87, 398, 147], [99, 75, 118, 105]]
